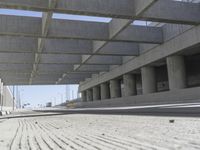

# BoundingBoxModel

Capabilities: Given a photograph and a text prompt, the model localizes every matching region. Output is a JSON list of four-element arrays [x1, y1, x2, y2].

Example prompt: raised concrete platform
[[77, 87, 200, 108]]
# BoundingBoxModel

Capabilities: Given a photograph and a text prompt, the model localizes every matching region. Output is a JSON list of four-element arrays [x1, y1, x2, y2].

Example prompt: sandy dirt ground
[[0, 112, 200, 150]]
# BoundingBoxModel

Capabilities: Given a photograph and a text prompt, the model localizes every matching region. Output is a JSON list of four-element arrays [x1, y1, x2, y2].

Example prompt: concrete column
[[86, 89, 93, 101], [81, 91, 87, 102], [123, 74, 137, 97], [100, 82, 110, 100], [93, 86, 101, 101], [167, 55, 186, 90], [110, 79, 121, 98], [141, 66, 156, 94]]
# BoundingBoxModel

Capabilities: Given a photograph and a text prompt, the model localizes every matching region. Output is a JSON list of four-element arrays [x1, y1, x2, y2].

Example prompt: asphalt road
[[34, 102, 200, 118]]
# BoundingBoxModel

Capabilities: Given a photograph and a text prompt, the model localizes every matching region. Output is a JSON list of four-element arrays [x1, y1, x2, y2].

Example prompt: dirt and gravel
[[0, 112, 200, 150]]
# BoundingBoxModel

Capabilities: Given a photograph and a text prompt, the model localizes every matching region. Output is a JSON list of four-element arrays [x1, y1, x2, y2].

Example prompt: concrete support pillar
[[86, 89, 93, 101], [141, 66, 156, 94], [167, 55, 186, 90], [110, 79, 121, 98], [81, 91, 87, 102], [100, 82, 110, 100], [123, 74, 137, 97], [93, 86, 101, 101]]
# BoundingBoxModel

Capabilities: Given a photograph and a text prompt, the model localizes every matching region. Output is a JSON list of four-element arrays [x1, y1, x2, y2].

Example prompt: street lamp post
[[12, 86, 15, 111]]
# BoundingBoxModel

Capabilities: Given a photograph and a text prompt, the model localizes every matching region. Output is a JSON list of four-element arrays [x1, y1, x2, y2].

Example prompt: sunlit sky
[[0, 8, 147, 107], [9, 85, 79, 107]]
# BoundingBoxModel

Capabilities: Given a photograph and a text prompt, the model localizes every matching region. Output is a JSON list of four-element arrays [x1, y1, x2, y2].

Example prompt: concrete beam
[[115, 25, 163, 44], [0, 70, 83, 75], [3, 78, 83, 85], [0, 15, 163, 43], [133, 0, 157, 16], [30, 0, 57, 84], [86, 56, 122, 65], [52, 72, 93, 84], [40, 54, 81, 64], [93, 41, 139, 56], [76, 65, 110, 72], [0, 64, 32, 71], [44, 39, 92, 55], [74, 0, 157, 71], [0, 15, 41, 36], [1, 0, 199, 24], [0, 53, 34, 64], [57, 41, 141, 59], [0, 36, 37, 53], [37, 64, 74, 73], [109, 19, 132, 39], [65, 73, 92, 80], [60, 78, 88, 84], [142, 0, 200, 25], [0, 64, 92, 85], [0, 36, 139, 56], [0, 74, 30, 80], [32, 75, 61, 81], [0, 0, 135, 18]]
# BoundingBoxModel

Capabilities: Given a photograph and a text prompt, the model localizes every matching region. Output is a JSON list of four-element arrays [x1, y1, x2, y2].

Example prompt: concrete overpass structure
[[0, 0, 200, 107], [0, 79, 15, 114]]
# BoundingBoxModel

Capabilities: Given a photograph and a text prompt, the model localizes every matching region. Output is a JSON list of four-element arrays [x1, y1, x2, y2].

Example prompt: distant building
[[0, 79, 15, 113], [46, 102, 52, 107]]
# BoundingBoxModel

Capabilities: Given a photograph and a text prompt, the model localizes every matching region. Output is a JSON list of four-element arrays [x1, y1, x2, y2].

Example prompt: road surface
[[0, 109, 200, 150]]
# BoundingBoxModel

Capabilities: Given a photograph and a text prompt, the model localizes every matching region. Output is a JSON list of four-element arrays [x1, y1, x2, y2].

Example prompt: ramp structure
[[0, 0, 200, 107]]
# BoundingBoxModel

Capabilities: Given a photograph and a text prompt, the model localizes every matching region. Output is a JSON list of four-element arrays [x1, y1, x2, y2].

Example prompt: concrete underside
[[0, 0, 199, 85], [1, 111, 200, 150]]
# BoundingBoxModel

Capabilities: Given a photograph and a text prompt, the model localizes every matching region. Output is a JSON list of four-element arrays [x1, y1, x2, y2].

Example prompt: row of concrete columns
[[82, 55, 186, 102], [141, 55, 186, 94]]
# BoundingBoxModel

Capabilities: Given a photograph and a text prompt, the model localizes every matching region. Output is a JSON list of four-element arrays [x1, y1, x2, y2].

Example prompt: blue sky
[[0, 9, 148, 25], [0, 9, 147, 107], [0, 9, 112, 22], [10, 85, 79, 107]]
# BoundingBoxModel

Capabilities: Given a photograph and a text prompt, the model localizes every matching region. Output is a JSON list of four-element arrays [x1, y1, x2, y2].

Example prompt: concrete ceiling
[[0, 0, 199, 85]]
